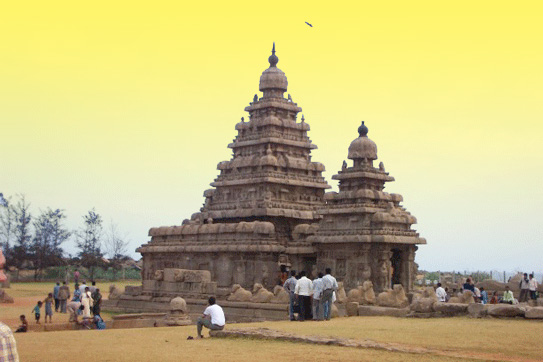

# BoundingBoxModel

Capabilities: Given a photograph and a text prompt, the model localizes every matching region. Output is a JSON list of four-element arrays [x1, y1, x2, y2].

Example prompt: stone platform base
[[104, 298, 291, 323], [357, 305, 410, 317]]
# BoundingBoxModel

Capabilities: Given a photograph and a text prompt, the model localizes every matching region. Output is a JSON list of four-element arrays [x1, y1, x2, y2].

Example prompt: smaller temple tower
[[309, 122, 426, 292]]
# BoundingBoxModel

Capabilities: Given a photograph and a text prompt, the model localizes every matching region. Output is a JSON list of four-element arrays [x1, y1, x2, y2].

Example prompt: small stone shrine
[[133, 45, 425, 304]]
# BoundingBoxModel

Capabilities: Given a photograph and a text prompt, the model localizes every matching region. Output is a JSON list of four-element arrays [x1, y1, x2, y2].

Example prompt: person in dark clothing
[[92, 288, 102, 316]]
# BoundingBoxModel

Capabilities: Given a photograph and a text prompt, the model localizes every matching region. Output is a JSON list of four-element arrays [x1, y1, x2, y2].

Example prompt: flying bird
[[305, 22, 313, 27]]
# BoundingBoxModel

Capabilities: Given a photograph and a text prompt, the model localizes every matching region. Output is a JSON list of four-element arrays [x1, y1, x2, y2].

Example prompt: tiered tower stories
[[137, 45, 331, 295], [307, 122, 426, 292]]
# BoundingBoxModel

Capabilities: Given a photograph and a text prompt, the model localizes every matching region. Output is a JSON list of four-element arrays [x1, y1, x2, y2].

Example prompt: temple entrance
[[301, 257, 317, 279], [390, 249, 402, 287]]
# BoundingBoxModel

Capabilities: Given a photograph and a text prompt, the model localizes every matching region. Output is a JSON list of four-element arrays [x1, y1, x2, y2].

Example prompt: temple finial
[[268, 42, 279, 67], [358, 121, 368, 137]]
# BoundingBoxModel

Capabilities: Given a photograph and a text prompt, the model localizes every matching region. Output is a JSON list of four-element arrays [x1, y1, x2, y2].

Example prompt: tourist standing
[[89, 281, 97, 294], [480, 287, 488, 304], [294, 271, 313, 321], [92, 288, 102, 316], [58, 281, 70, 313], [283, 270, 297, 321], [519, 273, 530, 303], [0, 250, 20, 360], [72, 284, 81, 302], [53, 282, 60, 312], [43, 293, 54, 323], [32, 301, 43, 324], [79, 281, 88, 295], [81, 287, 93, 320], [73, 269, 80, 284], [0, 321, 20, 362], [435, 283, 447, 302], [196, 296, 225, 338], [321, 268, 338, 320], [529, 274, 538, 300], [462, 278, 475, 294], [312, 272, 324, 320]]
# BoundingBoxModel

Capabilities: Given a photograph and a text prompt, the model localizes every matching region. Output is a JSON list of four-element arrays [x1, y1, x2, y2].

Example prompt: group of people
[[193, 267, 339, 338], [283, 268, 338, 321], [14, 280, 105, 333], [435, 274, 539, 305], [66, 281, 104, 329]]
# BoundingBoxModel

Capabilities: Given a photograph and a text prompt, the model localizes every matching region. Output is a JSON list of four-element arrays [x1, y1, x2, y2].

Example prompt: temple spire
[[358, 121, 369, 137], [268, 42, 278, 67]]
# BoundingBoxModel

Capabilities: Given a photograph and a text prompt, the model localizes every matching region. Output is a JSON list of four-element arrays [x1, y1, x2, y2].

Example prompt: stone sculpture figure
[[376, 284, 409, 308], [335, 282, 347, 304], [449, 290, 475, 304], [270, 285, 290, 304], [347, 281, 377, 305], [227, 284, 252, 302], [410, 286, 438, 313], [154, 270, 164, 281], [108, 285, 123, 300], [250, 283, 274, 303], [0, 289, 14, 303], [165, 297, 191, 326]]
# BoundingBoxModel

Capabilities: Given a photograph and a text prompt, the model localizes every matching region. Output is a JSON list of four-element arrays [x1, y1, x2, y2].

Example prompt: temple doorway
[[301, 257, 317, 279], [390, 249, 402, 287]]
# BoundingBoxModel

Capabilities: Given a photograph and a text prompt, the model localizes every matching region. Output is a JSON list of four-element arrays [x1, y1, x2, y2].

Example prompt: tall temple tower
[[137, 45, 330, 295], [199, 43, 330, 237]]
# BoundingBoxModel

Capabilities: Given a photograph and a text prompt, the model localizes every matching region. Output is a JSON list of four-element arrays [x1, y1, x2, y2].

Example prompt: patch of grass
[[14, 325, 468, 362], [4, 283, 543, 361]]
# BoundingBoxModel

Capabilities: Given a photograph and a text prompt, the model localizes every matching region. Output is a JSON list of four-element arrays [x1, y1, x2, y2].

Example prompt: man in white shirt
[[79, 281, 88, 295], [294, 271, 313, 321], [312, 272, 324, 321], [321, 268, 338, 320], [197, 296, 225, 338], [435, 283, 447, 302], [529, 274, 538, 301]]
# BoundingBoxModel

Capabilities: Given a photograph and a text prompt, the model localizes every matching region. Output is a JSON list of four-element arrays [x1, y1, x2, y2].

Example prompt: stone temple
[[136, 45, 425, 301]]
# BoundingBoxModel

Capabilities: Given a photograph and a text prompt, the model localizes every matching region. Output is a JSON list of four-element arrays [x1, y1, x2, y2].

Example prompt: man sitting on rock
[[196, 296, 225, 338]]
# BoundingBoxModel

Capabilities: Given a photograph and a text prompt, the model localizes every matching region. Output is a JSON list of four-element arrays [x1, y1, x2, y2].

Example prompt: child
[[33, 301, 43, 324], [44, 292, 54, 323], [93, 314, 106, 330], [15, 315, 28, 333]]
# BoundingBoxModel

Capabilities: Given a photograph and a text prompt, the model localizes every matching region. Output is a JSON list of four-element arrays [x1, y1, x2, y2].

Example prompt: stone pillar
[[372, 246, 392, 293], [402, 246, 416, 293]]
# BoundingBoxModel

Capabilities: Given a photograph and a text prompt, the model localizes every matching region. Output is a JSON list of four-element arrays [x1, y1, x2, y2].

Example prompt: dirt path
[[211, 327, 539, 362]]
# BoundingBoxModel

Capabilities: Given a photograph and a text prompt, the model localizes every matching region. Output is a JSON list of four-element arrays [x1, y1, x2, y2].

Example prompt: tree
[[11, 195, 32, 277], [30, 208, 70, 280], [76, 209, 103, 280], [105, 222, 129, 280], [0, 193, 16, 258]]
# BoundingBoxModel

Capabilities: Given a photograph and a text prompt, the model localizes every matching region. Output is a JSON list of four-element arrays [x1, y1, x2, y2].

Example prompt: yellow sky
[[1, 1, 542, 271]]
